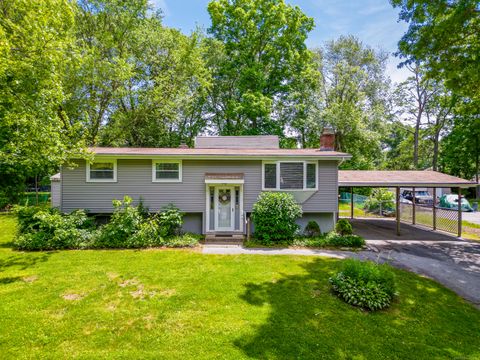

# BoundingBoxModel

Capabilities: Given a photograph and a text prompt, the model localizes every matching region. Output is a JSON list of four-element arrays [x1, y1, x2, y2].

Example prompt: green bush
[[304, 220, 321, 237], [363, 188, 395, 214], [93, 196, 144, 248], [158, 204, 183, 237], [329, 259, 397, 311], [335, 219, 353, 236], [325, 232, 365, 248], [251, 192, 302, 244], [13, 208, 95, 250], [13, 198, 199, 251]]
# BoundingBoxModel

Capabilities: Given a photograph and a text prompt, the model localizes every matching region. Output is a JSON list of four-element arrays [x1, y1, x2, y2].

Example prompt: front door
[[215, 186, 235, 231]]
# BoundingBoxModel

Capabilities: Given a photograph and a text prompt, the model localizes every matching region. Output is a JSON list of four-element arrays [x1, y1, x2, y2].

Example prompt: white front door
[[214, 186, 235, 231]]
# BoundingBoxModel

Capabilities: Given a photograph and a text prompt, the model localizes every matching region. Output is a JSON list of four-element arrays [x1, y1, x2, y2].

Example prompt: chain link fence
[[342, 191, 460, 235]]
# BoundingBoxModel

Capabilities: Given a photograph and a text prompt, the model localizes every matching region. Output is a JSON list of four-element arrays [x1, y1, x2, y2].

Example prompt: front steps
[[204, 233, 244, 245]]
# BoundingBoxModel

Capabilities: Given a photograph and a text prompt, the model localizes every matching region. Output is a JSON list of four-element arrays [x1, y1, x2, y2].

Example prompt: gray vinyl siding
[[302, 160, 339, 212], [61, 158, 339, 217]]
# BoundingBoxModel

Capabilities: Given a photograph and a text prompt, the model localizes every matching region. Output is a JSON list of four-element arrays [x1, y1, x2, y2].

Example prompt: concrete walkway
[[203, 219, 480, 308]]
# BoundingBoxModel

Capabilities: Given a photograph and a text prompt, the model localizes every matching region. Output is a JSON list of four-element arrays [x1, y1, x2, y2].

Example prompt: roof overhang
[[338, 170, 477, 189]]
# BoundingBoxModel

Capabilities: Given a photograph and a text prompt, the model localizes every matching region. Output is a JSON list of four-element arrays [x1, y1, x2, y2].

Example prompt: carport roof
[[338, 170, 477, 188]]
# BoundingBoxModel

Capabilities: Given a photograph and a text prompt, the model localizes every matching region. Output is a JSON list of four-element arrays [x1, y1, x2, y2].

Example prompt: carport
[[338, 170, 477, 237]]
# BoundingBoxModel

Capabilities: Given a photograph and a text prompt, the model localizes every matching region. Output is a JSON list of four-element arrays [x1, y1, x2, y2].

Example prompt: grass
[[0, 214, 479, 359]]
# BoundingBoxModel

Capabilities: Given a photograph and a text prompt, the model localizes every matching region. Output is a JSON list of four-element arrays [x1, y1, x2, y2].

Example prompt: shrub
[[13, 208, 94, 250], [128, 216, 163, 248], [93, 196, 144, 248], [163, 233, 201, 247], [329, 259, 397, 311], [304, 220, 321, 237], [335, 219, 353, 236], [363, 188, 395, 215], [325, 232, 365, 248], [251, 192, 302, 244], [158, 204, 183, 237]]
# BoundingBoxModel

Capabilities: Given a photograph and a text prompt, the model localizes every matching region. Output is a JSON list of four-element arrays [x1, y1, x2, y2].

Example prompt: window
[[264, 163, 277, 189], [86, 160, 117, 182], [280, 162, 304, 189], [306, 163, 317, 189], [152, 160, 182, 182], [262, 161, 317, 190]]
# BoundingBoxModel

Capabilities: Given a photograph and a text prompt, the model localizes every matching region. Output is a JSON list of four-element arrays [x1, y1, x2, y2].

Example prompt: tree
[[66, 0, 210, 148], [296, 36, 392, 168], [0, 0, 88, 205], [440, 113, 480, 198], [391, 0, 480, 104], [206, 0, 316, 136]]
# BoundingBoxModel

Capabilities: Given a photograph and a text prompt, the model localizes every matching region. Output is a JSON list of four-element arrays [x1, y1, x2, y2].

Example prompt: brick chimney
[[320, 127, 335, 151], [178, 143, 189, 149]]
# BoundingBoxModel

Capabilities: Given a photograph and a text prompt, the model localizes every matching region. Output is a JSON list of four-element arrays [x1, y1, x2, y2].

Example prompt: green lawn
[[1, 215, 479, 359]]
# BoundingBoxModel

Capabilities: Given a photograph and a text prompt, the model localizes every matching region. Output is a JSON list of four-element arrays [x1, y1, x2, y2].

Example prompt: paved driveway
[[351, 219, 480, 307]]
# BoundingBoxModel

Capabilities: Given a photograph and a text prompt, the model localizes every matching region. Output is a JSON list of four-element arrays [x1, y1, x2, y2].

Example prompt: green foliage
[[391, 0, 480, 102], [363, 189, 395, 214], [158, 204, 184, 238], [324, 232, 365, 248], [94, 196, 145, 248], [330, 259, 397, 311], [13, 197, 197, 250], [335, 219, 353, 236], [13, 207, 94, 251], [304, 220, 321, 237], [251, 192, 302, 244], [0, 0, 89, 205], [206, 0, 317, 135]]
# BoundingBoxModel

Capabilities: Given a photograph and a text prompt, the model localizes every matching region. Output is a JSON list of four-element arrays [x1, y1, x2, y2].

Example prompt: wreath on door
[[218, 190, 231, 205]]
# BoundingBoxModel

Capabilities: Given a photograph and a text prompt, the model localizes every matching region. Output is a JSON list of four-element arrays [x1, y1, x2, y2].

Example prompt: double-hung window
[[86, 160, 117, 182], [152, 160, 182, 182], [263, 161, 317, 190]]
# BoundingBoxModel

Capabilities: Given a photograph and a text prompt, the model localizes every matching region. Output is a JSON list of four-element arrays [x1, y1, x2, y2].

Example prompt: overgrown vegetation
[[251, 192, 302, 244], [13, 196, 200, 251], [330, 259, 397, 311], [335, 219, 353, 236], [363, 189, 395, 215]]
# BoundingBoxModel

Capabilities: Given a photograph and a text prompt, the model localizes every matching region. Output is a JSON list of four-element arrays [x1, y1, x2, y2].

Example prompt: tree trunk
[[432, 127, 441, 171], [413, 114, 421, 168]]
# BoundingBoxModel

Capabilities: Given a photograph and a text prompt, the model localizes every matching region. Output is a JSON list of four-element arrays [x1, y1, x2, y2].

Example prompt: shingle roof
[[339, 170, 477, 188], [88, 147, 350, 158]]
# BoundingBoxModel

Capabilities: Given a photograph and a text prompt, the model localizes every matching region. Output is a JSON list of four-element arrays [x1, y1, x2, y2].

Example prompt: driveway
[[351, 218, 480, 308]]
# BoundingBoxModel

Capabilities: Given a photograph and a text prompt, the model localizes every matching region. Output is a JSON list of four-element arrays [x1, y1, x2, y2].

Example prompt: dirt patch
[[119, 278, 140, 288], [62, 293, 84, 301], [159, 288, 176, 297], [22, 275, 38, 283]]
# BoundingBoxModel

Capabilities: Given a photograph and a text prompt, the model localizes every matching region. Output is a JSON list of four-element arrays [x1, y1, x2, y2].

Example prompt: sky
[[151, 0, 410, 83]]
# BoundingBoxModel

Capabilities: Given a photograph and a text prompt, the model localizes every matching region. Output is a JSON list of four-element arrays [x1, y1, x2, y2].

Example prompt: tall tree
[[391, 0, 480, 103], [394, 64, 437, 168], [206, 0, 316, 136], [295, 36, 392, 168], [0, 0, 87, 205]]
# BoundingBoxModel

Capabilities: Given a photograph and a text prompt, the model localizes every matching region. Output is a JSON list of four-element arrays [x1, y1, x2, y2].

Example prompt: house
[[57, 129, 351, 236]]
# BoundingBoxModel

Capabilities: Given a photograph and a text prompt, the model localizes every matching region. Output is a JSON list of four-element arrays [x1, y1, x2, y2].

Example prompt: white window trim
[[152, 159, 182, 183], [262, 160, 318, 191], [86, 159, 117, 183]]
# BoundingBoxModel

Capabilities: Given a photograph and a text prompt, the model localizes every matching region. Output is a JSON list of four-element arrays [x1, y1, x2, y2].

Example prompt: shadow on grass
[[234, 258, 480, 360], [0, 253, 51, 273]]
